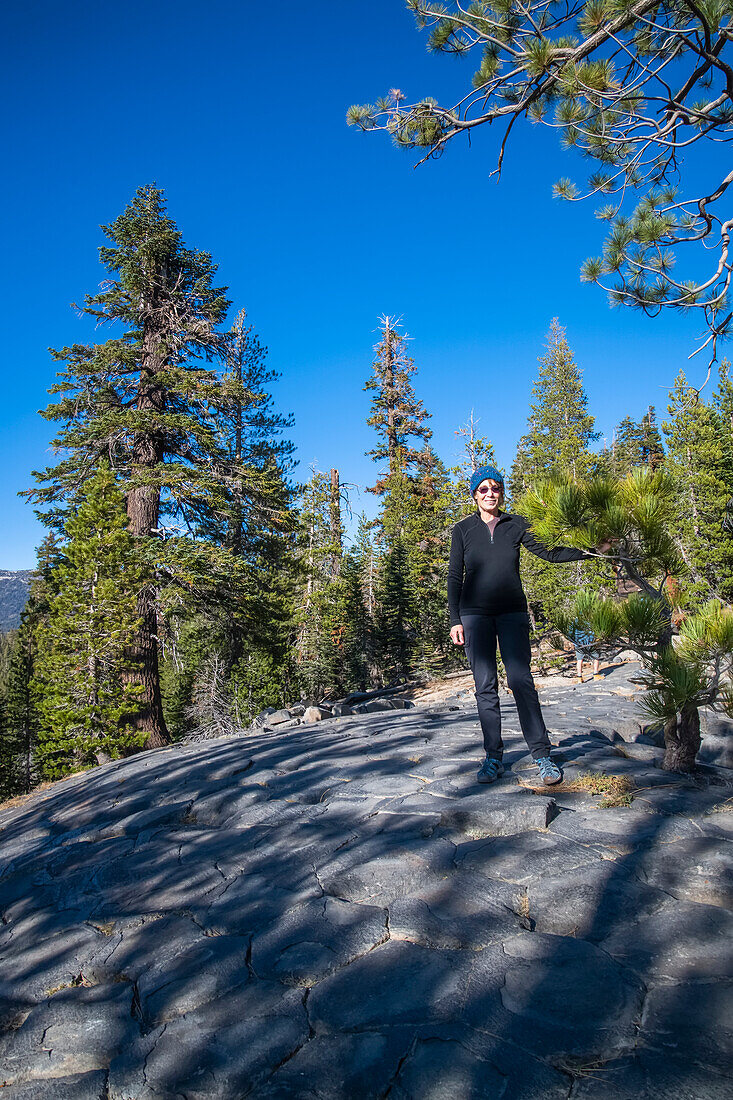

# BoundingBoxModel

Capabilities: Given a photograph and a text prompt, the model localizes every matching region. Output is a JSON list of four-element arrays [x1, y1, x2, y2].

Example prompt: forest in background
[[1, 184, 733, 798]]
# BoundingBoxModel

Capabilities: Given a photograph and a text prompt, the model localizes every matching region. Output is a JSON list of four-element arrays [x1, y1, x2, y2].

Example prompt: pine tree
[[197, 306, 297, 715], [524, 468, 733, 771], [293, 468, 345, 698], [0, 535, 66, 797], [510, 321, 605, 629], [352, 514, 378, 621], [509, 319, 598, 497], [374, 537, 414, 682], [713, 359, 733, 540], [663, 369, 733, 604], [604, 407, 665, 477], [26, 186, 257, 749], [349, 3, 731, 375], [400, 444, 458, 677], [215, 308, 295, 556], [332, 544, 373, 692], [365, 316, 432, 494], [364, 317, 452, 677], [714, 360, 733, 437], [444, 411, 499, 523], [33, 465, 146, 778], [640, 407, 665, 470], [0, 623, 38, 798]]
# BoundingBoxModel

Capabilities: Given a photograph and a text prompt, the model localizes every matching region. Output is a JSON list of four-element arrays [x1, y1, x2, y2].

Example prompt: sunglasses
[[476, 484, 502, 495]]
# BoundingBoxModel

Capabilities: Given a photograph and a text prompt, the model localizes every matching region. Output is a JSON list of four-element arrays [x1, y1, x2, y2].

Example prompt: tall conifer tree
[[34, 465, 145, 778], [509, 319, 597, 497], [27, 186, 251, 748], [663, 370, 733, 603], [365, 316, 432, 494], [510, 321, 606, 628], [0, 535, 65, 796], [445, 412, 499, 523], [374, 538, 414, 681], [601, 407, 665, 476], [293, 469, 345, 697], [330, 543, 373, 693], [0, 623, 38, 798]]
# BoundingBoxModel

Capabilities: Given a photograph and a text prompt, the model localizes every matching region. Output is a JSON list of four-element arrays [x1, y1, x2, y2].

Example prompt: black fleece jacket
[[447, 511, 586, 626]]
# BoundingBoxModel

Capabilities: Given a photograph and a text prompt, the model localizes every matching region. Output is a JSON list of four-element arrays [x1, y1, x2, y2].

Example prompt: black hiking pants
[[462, 611, 551, 762]]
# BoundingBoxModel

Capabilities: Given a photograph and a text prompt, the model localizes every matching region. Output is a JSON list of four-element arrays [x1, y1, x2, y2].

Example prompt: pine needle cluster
[[348, 1, 733, 371]]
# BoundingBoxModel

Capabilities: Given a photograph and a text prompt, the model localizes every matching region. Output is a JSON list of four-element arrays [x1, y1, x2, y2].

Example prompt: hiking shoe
[[535, 756, 563, 785], [477, 757, 504, 784]]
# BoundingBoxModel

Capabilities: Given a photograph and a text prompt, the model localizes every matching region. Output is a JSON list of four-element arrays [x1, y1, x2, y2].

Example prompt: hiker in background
[[569, 625, 602, 684], [448, 465, 599, 788]]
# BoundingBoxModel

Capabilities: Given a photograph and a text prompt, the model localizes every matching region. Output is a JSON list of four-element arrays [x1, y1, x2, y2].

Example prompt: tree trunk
[[329, 468, 342, 577], [122, 583, 169, 748], [662, 704, 701, 772], [384, 321, 397, 475], [231, 318, 244, 558], [23, 631, 34, 793], [123, 341, 170, 748]]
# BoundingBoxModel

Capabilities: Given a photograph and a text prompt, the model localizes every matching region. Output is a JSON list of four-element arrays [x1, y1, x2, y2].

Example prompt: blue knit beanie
[[469, 465, 504, 496]]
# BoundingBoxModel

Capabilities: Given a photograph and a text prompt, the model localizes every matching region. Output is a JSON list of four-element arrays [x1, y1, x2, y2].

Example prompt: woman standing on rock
[[448, 465, 590, 787]]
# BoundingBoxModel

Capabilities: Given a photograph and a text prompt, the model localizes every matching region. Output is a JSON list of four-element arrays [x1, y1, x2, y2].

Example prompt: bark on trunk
[[384, 322, 397, 475], [123, 333, 170, 748], [662, 705, 701, 772], [329, 468, 342, 577], [231, 327, 244, 558], [122, 583, 168, 748]]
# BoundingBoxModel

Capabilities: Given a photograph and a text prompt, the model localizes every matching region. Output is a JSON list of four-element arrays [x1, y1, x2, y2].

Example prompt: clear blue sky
[[1, 0, 713, 568]]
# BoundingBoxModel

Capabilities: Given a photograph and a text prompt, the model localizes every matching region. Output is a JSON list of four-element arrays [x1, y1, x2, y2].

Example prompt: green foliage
[[509, 320, 598, 498], [556, 589, 623, 645], [361, 316, 462, 682], [34, 465, 147, 778], [521, 467, 682, 583], [558, 588, 662, 650], [0, 622, 39, 799], [28, 185, 231, 530], [663, 367, 733, 605], [676, 600, 733, 665], [622, 592, 665, 646], [365, 316, 433, 494], [597, 407, 665, 477], [26, 187, 296, 747], [635, 648, 710, 724], [331, 542, 374, 692], [229, 647, 291, 724], [374, 537, 415, 681], [350, 2, 732, 365], [508, 321, 608, 628]]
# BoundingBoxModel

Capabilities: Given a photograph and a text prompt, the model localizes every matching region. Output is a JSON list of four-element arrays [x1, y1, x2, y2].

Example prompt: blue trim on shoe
[[535, 756, 563, 785], [477, 756, 504, 784]]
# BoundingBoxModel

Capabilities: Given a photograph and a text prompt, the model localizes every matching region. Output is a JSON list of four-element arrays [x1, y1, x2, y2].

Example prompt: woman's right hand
[[450, 624, 465, 646]]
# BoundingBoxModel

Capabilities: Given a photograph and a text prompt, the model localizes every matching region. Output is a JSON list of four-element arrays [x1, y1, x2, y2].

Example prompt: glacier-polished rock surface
[[0, 664, 731, 1098]]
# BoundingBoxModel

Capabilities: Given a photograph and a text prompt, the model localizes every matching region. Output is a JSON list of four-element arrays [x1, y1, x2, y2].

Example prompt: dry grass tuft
[[45, 973, 93, 997], [567, 772, 635, 808], [0, 769, 93, 814]]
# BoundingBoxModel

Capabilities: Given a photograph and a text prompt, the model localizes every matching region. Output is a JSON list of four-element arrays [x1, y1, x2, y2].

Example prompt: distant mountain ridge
[[0, 570, 33, 632]]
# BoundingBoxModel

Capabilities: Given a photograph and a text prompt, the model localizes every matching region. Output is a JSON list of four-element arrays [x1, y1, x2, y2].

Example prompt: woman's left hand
[[596, 538, 618, 554]]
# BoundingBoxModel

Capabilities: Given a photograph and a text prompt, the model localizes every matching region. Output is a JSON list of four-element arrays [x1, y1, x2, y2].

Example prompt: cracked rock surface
[[0, 663, 731, 1098]]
